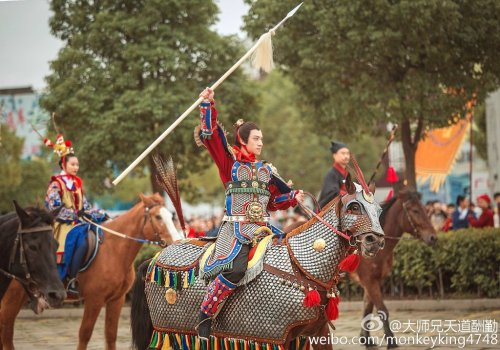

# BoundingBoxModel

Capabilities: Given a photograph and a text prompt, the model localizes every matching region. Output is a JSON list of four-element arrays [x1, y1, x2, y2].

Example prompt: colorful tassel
[[326, 295, 340, 320], [338, 251, 360, 272], [161, 333, 170, 350], [183, 272, 189, 289], [303, 288, 321, 307], [172, 272, 177, 289], [165, 271, 170, 287]]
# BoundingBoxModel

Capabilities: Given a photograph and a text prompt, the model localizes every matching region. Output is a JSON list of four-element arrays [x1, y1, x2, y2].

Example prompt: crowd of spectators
[[172, 192, 500, 238], [426, 192, 499, 232]]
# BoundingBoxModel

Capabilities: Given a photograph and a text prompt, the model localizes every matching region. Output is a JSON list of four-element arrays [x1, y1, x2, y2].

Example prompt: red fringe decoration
[[339, 253, 360, 273], [326, 295, 341, 320], [303, 289, 321, 307]]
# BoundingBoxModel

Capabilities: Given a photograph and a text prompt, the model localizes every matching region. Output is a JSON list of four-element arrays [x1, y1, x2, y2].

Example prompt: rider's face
[[244, 129, 263, 156], [64, 157, 79, 176], [333, 148, 350, 167]]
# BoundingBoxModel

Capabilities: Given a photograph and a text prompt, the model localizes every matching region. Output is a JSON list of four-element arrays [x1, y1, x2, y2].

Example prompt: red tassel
[[339, 252, 360, 273], [326, 295, 341, 320], [303, 288, 321, 307], [386, 166, 398, 183]]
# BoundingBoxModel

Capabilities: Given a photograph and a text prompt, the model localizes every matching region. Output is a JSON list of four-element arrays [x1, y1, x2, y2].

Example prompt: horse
[[0, 193, 179, 350], [130, 182, 385, 350], [0, 201, 65, 311], [350, 188, 437, 348]]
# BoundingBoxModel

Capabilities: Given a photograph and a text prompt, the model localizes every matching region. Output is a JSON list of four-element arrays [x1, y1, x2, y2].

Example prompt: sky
[[0, 0, 249, 90]]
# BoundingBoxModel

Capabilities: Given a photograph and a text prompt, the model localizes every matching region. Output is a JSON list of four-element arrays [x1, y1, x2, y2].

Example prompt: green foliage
[[243, 0, 500, 186], [0, 128, 52, 213], [392, 229, 500, 298], [392, 234, 435, 294], [42, 0, 258, 197]]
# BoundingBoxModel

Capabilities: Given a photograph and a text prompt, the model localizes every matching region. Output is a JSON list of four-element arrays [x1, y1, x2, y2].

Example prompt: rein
[[382, 199, 419, 241], [297, 201, 355, 245], [83, 204, 167, 247], [0, 224, 53, 299]]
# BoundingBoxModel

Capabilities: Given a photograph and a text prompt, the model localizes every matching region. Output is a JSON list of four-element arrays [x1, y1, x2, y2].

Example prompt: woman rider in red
[[195, 88, 305, 340]]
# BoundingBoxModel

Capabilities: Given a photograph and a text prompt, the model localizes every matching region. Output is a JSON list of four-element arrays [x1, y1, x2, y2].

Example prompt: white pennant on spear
[[112, 2, 304, 186]]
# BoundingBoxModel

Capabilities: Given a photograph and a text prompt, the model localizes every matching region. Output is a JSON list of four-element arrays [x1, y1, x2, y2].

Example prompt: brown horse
[[350, 188, 437, 348], [0, 193, 177, 350]]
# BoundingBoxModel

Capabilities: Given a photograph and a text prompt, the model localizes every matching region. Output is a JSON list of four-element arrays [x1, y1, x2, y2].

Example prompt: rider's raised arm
[[197, 91, 234, 183]]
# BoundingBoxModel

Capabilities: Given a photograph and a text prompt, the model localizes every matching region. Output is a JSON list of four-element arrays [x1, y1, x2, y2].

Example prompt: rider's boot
[[196, 274, 236, 341]]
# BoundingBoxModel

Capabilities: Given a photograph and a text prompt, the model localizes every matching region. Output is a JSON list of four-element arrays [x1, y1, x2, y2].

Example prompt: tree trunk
[[149, 154, 164, 195], [400, 117, 424, 190], [401, 119, 417, 189], [438, 268, 444, 299]]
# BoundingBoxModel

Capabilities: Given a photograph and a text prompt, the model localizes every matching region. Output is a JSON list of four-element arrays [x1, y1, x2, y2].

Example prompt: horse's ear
[[153, 192, 164, 203], [369, 181, 376, 195], [345, 174, 356, 195], [13, 200, 31, 228]]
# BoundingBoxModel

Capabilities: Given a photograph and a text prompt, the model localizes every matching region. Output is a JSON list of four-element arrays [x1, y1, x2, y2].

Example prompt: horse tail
[[131, 259, 153, 350]]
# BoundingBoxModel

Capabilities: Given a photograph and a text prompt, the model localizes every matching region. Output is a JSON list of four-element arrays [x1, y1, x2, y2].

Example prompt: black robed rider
[[318, 141, 350, 208]]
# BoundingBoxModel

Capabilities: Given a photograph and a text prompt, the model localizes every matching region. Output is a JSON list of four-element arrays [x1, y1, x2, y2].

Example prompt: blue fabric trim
[[203, 235, 242, 274], [233, 222, 252, 244], [218, 273, 237, 289], [274, 193, 290, 203]]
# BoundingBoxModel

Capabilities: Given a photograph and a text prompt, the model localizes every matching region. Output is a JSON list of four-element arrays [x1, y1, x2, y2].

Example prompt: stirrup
[[196, 314, 212, 339], [66, 277, 80, 295]]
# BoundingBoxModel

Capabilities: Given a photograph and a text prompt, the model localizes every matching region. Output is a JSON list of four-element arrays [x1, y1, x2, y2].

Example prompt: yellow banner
[[415, 119, 470, 192]]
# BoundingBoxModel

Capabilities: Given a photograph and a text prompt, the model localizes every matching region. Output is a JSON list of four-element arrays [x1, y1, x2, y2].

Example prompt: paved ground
[[9, 300, 500, 350]]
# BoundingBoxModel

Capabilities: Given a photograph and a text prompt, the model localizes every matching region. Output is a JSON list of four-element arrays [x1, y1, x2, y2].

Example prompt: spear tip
[[287, 2, 304, 19]]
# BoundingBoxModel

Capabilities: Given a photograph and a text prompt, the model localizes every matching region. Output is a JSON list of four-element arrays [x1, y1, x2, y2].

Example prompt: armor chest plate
[[225, 161, 272, 219]]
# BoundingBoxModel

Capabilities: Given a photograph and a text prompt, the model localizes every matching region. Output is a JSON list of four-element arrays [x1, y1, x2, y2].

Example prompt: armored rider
[[195, 88, 304, 340]]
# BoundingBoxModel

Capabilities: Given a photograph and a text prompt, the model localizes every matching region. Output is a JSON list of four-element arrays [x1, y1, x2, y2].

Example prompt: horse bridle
[[402, 199, 420, 235], [0, 224, 53, 299], [140, 204, 167, 247]]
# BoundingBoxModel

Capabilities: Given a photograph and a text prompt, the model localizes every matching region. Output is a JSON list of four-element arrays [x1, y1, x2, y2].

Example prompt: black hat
[[330, 141, 348, 154]]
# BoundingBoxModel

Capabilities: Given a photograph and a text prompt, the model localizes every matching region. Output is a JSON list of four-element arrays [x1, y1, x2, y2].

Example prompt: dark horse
[[350, 188, 437, 348], [0, 194, 176, 350], [0, 201, 65, 312]]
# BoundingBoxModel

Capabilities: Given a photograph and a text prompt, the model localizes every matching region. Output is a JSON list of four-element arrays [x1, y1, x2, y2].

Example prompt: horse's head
[[396, 188, 437, 245], [338, 180, 385, 259], [12, 201, 66, 314], [139, 193, 182, 246]]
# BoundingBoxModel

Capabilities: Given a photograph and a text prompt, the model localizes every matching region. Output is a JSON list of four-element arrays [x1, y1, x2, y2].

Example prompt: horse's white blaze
[[159, 207, 183, 241]]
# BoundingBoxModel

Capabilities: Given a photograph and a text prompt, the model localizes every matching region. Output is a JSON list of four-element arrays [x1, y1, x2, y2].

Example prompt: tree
[[244, 0, 500, 188], [0, 128, 52, 213], [41, 0, 258, 197]]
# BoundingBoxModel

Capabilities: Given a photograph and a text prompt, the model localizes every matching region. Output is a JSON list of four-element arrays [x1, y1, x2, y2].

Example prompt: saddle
[[64, 223, 102, 279], [148, 235, 273, 290]]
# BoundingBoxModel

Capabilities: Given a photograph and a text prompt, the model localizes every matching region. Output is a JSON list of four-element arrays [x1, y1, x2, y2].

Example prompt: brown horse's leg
[[104, 295, 126, 350], [77, 300, 104, 350], [360, 292, 375, 348], [365, 284, 398, 349], [0, 281, 27, 350]]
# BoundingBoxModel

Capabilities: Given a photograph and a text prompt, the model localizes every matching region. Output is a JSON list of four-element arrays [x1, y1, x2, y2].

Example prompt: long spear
[[113, 3, 304, 186], [368, 124, 398, 184]]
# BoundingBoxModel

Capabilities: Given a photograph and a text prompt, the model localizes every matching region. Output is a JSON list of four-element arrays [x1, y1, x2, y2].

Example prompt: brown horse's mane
[[379, 191, 421, 227]]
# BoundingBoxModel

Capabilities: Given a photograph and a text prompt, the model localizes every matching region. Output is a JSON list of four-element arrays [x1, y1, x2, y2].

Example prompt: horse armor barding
[[143, 195, 375, 345]]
